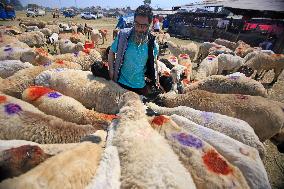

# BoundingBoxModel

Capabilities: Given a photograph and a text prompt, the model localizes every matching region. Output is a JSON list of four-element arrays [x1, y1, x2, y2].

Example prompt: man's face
[[134, 15, 150, 33]]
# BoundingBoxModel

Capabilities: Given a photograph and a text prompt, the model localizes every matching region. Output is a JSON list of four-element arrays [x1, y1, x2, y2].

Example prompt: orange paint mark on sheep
[[27, 86, 54, 101], [152, 115, 170, 126], [83, 48, 91, 54], [182, 79, 190, 85], [0, 95, 7, 103], [35, 48, 48, 57], [98, 113, 119, 121], [55, 59, 64, 64], [202, 150, 233, 175], [163, 71, 170, 76]]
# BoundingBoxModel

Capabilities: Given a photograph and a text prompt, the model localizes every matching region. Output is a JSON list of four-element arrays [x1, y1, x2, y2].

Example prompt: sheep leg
[[254, 70, 263, 80], [259, 70, 268, 80], [269, 68, 283, 86]]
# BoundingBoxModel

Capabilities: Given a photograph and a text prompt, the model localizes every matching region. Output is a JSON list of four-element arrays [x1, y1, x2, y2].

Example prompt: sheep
[[99, 29, 108, 44], [147, 102, 265, 158], [208, 45, 234, 56], [21, 48, 54, 66], [19, 20, 46, 29], [194, 55, 218, 81], [86, 146, 121, 189], [45, 25, 60, 34], [271, 128, 284, 153], [178, 53, 192, 81], [22, 86, 117, 129], [0, 144, 51, 181], [112, 92, 197, 188], [0, 61, 81, 98], [216, 53, 245, 74], [39, 28, 52, 37], [58, 39, 84, 54], [184, 74, 268, 97], [69, 33, 85, 44], [196, 42, 218, 63], [0, 142, 102, 189], [155, 90, 284, 141], [214, 38, 237, 50], [171, 115, 271, 189], [16, 31, 46, 48], [0, 93, 98, 143], [149, 115, 250, 189], [0, 45, 31, 61], [0, 35, 28, 48], [46, 33, 59, 53], [19, 24, 39, 32], [53, 49, 102, 70], [35, 69, 127, 114], [91, 29, 103, 47], [0, 60, 33, 78], [241, 53, 284, 86], [167, 41, 198, 61]]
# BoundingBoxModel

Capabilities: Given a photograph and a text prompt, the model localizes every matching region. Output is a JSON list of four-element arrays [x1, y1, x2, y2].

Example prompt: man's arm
[[108, 49, 115, 80]]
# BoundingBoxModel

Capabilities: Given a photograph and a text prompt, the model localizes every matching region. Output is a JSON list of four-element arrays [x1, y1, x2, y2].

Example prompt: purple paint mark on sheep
[[228, 75, 240, 80], [4, 47, 12, 52], [4, 103, 22, 115], [282, 107, 284, 113], [55, 68, 65, 72], [74, 52, 79, 57], [47, 92, 62, 99], [172, 132, 203, 149], [43, 61, 52, 67], [201, 111, 214, 125]]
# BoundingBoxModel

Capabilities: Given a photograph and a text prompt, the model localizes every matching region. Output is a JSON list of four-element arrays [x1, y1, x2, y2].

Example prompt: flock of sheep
[[0, 18, 284, 189]]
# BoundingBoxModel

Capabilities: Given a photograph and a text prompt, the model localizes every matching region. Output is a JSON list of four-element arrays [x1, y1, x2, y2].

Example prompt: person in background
[[259, 36, 275, 50], [152, 15, 160, 32], [108, 5, 159, 96]]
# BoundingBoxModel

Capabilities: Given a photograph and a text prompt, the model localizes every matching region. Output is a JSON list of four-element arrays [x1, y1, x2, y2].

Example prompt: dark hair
[[134, 5, 153, 23]]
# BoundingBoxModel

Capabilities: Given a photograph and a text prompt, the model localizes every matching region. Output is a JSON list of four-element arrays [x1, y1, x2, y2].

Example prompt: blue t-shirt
[[111, 36, 159, 88]]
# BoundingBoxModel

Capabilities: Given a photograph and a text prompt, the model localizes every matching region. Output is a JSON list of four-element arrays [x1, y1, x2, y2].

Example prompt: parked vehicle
[[63, 9, 76, 18], [0, 3, 16, 20], [26, 8, 45, 17], [81, 12, 97, 20]]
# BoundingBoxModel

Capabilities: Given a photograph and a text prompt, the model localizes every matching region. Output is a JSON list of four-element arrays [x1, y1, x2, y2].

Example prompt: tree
[[9, 0, 23, 10], [143, 0, 151, 5]]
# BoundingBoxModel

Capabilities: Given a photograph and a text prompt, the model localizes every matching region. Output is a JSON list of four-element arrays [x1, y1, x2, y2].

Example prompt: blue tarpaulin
[[115, 13, 134, 29]]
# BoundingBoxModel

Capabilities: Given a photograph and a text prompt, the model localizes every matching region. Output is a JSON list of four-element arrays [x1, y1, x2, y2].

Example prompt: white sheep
[[171, 115, 271, 189], [90, 29, 102, 47], [0, 61, 81, 98], [0, 142, 102, 189], [146, 102, 265, 158], [19, 24, 40, 32], [39, 28, 52, 37], [214, 38, 237, 50], [16, 31, 46, 48], [0, 93, 98, 144], [35, 69, 127, 114], [156, 90, 284, 141], [22, 85, 117, 129], [184, 74, 268, 97], [53, 49, 102, 70], [0, 60, 33, 78], [196, 42, 218, 63], [167, 41, 198, 61], [86, 146, 121, 189], [149, 115, 250, 189], [112, 92, 197, 188], [208, 45, 234, 56], [58, 39, 84, 54], [194, 55, 218, 81], [243, 53, 284, 86], [216, 53, 244, 74], [0, 45, 31, 61]]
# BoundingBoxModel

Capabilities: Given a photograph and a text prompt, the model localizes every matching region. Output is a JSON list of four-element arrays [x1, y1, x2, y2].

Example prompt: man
[[108, 5, 159, 96], [153, 15, 161, 32]]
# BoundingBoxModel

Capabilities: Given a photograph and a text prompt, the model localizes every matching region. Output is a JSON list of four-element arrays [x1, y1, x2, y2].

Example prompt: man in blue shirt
[[108, 5, 159, 96]]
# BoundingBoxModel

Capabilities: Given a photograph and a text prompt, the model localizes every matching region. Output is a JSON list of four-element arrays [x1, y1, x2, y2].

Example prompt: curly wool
[[149, 115, 250, 189], [0, 94, 97, 144], [112, 92, 197, 189], [147, 102, 265, 158], [0, 60, 33, 79], [184, 74, 267, 97], [194, 55, 218, 81], [167, 41, 198, 61], [16, 31, 46, 48], [158, 90, 284, 141], [171, 115, 271, 189], [0, 142, 102, 189], [35, 69, 127, 114], [22, 86, 116, 129], [214, 38, 237, 51]]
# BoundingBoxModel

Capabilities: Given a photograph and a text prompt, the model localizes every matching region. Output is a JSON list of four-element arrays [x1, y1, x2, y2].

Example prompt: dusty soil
[[1, 11, 284, 188]]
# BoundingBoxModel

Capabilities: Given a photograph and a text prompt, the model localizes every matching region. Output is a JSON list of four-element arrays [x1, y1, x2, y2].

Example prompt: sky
[[20, 0, 197, 9]]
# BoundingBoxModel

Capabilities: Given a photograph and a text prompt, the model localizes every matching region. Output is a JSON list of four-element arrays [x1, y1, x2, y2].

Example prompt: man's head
[[133, 5, 153, 44]]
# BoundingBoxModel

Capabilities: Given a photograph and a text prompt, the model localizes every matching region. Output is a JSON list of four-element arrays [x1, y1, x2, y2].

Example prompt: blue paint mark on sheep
[[55, 68, 65, 72], [47, 92, 62, 99], [43, 61, 52, 67], [201, 112, 214, 125], [4, 103, 22, 115], [228, 75, 240, 80], [172, 132, 203, 149]]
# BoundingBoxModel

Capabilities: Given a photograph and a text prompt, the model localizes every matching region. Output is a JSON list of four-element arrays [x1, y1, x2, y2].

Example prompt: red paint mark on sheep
[[98, 114, 119, 121], [55, 59, 64, 64], [152, 115, 170, 126], [35, 48, 48, 57], [235, 94, 249, 100], [0, 95, 7, 103], [27, 86, 54, 101], [202, 150, 233, 175]]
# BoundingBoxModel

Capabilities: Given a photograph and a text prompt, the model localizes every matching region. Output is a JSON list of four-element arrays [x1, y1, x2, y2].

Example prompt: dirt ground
[[1, 11, 284, 188]]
